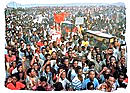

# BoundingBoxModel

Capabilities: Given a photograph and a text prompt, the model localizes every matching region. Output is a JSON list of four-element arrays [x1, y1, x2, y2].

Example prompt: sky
[[5, 0, 126, 4], [6, 1, 125, 8]]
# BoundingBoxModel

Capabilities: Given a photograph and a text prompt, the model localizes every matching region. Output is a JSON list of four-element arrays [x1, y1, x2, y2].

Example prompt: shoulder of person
[[94, 78, 99, 81], [7, 82, 13, 86]]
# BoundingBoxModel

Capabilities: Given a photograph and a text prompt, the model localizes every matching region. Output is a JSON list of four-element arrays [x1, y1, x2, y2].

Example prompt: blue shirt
[[42, 71, 53, 84], [82, 78, 99, 90], [39, 53, 46, 61]]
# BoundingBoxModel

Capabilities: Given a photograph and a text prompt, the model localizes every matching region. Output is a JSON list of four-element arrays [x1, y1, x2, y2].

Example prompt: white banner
[[75, 17, 84, 25]]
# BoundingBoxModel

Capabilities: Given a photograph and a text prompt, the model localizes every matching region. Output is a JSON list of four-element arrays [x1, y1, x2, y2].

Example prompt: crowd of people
[[4, 4, 127, 92]]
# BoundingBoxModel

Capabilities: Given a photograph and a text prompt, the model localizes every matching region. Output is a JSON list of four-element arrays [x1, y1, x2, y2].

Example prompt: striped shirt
[[72, 76, 82, 90]]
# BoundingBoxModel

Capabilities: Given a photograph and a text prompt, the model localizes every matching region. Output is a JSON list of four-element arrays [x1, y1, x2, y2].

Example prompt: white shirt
[[59, 78, 70, 90]]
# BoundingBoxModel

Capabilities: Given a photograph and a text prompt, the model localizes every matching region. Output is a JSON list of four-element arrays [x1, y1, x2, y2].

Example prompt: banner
[[75, 17, 84, 25]]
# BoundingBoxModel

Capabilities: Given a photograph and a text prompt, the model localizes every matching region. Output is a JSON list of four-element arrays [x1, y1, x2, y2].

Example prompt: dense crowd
[[4, 4, 127, 92]]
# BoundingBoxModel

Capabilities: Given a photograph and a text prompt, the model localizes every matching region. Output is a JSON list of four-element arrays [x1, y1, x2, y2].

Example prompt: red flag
[[54, 12, 65, 23]]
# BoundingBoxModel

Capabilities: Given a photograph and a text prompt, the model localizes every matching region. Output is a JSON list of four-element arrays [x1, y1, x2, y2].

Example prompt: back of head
[[87, 82, 94, 90], [54, 82, 64, 91], [40, 76, 47, 82]]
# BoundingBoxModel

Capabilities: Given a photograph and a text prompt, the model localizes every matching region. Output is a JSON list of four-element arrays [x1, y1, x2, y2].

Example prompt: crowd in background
[[4, 4, 127, 92]]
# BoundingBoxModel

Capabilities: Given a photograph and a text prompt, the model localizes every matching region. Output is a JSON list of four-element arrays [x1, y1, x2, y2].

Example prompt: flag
[[54, 13, 64, 23], [54, 12, 69, 23]]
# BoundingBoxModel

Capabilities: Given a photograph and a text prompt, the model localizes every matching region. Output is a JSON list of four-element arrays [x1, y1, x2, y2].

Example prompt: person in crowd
[[115, 73, 127, 88], [5, 50, 16, 72], [78, 56, 89, 74], [57, 70, 71, 90], [72, 68, 85, 90], [9, 61, 17, 75], [26, 68, 39, 90], [30, 53, 44, 68], [24, 44, 34, 61], [98, 74, 116, 92], [39, 47, 46, 61], [6, 74, 26, 90], [67, 59, 81, 81], [97, 67, 111, 83], [36, 76, 53, 91], [82, 36, 89, 47], [91, 49, 97, 60], [41, 64, 54, 85], [109, 56, 119, 79], [93, 54, 106, 73], [82, 70, 99, 90], [62, 57, 70, 74], [23, 44, 34, 68]]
